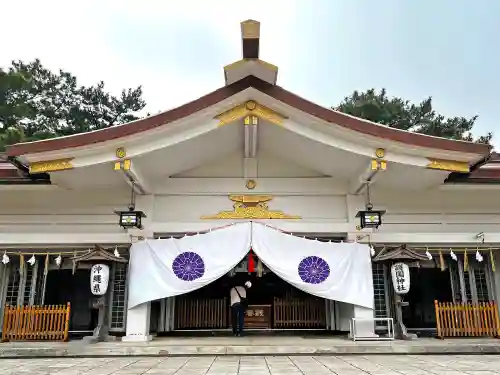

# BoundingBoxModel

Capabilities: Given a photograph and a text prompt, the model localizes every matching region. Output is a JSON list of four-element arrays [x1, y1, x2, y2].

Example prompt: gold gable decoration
[[426, 158, 469, 173], [201, 195, 301, 220], [29, 158, 73, 174], [215, 100, 286, 126]]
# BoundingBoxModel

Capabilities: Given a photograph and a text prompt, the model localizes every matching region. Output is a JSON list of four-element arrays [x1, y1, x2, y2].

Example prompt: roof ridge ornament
[[224, 20, 278, 86]]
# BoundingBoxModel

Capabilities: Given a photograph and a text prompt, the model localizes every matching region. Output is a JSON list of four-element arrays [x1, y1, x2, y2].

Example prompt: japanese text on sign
[[246, 309, 264, 317], [90, 263, 110, 296], [391, 262, 410, 295]]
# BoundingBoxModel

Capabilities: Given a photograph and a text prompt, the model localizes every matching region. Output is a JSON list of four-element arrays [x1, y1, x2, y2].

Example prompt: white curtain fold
[[127, 222, 251, 309], [251, 223, 374, 309]]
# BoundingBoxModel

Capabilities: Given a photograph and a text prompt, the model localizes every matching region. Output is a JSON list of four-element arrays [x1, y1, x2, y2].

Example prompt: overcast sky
[[2, 0, 499, 147]]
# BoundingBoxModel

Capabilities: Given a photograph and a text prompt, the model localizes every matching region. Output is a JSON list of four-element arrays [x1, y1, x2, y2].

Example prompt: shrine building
[[0, 20, 499, 341]]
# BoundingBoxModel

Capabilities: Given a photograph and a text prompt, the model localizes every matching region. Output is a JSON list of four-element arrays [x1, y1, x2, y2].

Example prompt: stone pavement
[[1, 336, 500, 358], [1, 354, 500, 374]]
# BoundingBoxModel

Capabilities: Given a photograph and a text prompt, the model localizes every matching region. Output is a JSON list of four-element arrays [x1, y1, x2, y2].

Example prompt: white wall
[[0, 188, 131, 245], [373, 189, 500, 235]]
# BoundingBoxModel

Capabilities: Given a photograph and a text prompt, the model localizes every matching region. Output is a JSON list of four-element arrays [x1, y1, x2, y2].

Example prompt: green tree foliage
[[334, 88, 492, 144], [0, 59, 146, 151]]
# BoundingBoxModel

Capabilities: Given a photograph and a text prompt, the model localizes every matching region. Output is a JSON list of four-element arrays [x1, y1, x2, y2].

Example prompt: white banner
[[251, 223, 374, 309], [127, 222, 251, 309]]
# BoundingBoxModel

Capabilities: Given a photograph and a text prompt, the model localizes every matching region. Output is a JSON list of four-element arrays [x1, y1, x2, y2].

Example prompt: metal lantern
[[115, 209, 146, 229], [356, 209, 385, 229]]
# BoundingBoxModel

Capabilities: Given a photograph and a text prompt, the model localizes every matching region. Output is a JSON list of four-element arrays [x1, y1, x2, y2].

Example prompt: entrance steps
[[0, 336, 500, 358]]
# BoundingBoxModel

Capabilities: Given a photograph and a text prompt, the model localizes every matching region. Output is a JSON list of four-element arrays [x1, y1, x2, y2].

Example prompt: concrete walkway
[[0, 336, 499, 358], [2, 354, 500, 374]]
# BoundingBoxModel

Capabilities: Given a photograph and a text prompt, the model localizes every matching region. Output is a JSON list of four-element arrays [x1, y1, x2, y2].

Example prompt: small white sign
[[90, 264, 110, 296], [391, 262, 410, 295]]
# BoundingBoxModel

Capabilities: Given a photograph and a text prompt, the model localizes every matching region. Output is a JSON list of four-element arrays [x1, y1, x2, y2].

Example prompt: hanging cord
[[129, 182, 136, 210], [250, 221, 253, 248], [365, 181, 373, 210]]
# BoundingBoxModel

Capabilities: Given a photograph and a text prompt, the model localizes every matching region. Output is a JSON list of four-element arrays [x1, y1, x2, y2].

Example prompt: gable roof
[[445, 152, 500, 184], [0, 154, 50, 185], [5, 75, 491, 157]]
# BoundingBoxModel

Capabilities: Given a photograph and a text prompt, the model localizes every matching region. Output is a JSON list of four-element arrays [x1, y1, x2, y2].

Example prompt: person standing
[[230, 281, 251, 336]]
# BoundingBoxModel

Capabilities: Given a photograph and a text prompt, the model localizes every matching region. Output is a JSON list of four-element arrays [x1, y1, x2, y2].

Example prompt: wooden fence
[[434, 300, 500, 338], [2, 303, 71, 342], [273, 297, 326, 329], [175, 297, 227, 329]]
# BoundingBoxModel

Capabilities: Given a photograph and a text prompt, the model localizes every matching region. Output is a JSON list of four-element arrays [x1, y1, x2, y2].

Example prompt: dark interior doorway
[[45, 269, 98, 332], [402, 267, 452, 329]]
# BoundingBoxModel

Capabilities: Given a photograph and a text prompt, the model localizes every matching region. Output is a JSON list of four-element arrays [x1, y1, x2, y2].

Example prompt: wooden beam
[[241, 20, 260, 59]]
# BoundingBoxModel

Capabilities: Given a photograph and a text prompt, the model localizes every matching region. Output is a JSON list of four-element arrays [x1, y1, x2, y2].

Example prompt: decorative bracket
[[215, 100, 286, 126], [201, 195, 300, 220]]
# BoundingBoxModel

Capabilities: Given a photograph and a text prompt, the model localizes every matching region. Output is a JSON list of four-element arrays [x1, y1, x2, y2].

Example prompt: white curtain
[[127, 222, 251, 309], [251, 223, 374, 309], [127, 222, 373, 310]]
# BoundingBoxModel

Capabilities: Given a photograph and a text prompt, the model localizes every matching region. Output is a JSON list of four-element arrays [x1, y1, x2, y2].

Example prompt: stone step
[[0, 337, 500, 358]]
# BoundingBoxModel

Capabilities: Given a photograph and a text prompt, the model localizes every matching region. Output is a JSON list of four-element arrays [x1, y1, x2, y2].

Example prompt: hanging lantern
[[115, 209, 146, 229], [55, 254, 62, 266], [90, 264, 110, 296], [356, 183, 385, 229], [391, 262, 410, 294], [356, 209, 385, 229], [115, 183, 146, 229], [114, 246, 121, 258], [476, 250, 483, 262], [2, 252, 9, 265]]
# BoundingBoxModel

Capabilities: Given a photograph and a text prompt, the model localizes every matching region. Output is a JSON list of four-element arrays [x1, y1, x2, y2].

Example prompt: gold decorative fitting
[[29, 158, 73, 174], [215, 100, 286, 126], [375, 148, 385, 158], [244, 115, 258, 125], [246, 179, 257, 189], [201, 195, 301, 220], [371, 159, 387, 171], [426, 159, 469, 173], [116, 147, 126, 159], [114, 159, 131, 171]]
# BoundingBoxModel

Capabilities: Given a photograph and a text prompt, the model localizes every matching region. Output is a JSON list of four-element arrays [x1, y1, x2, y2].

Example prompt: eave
[[5, 76, 491, 158]]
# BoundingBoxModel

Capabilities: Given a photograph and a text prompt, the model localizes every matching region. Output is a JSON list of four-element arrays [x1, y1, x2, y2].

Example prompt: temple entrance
[[45, 269, 98, 333], [167, 259, 328, 332], [173, 273, 326, 331], [402, 267, 452, 330]]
